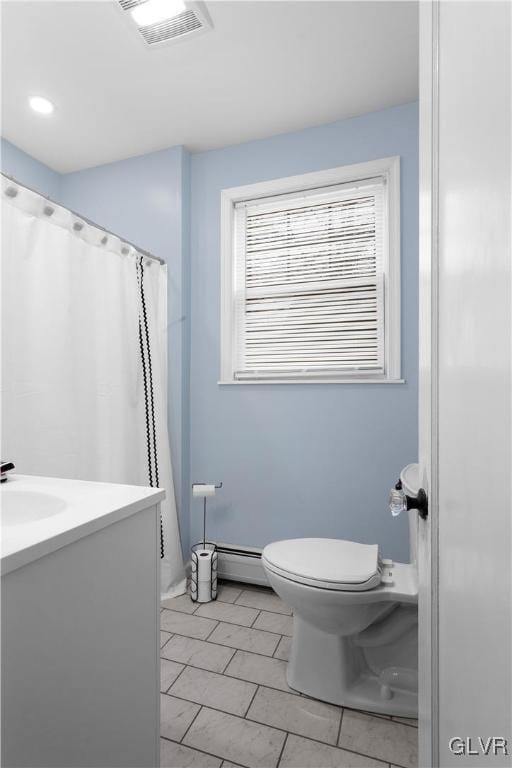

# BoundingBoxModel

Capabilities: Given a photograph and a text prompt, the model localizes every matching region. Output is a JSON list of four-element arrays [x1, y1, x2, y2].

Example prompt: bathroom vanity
[[1, 475, 164, 768]]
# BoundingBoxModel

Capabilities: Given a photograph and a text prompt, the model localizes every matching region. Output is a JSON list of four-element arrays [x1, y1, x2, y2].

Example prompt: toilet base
[[288, 616, 418, 718]]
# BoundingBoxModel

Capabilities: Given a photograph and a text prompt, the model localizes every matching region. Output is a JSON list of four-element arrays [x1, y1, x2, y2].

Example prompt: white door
[[418, 4, 437, 764], [419, 2, 512, 766]]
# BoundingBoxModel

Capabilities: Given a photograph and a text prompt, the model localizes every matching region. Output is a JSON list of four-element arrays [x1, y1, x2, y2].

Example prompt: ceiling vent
[[119, 0, 212, 47]]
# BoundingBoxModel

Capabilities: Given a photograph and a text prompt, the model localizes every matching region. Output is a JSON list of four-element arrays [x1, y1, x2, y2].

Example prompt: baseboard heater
[[215, 543, 270, 587]]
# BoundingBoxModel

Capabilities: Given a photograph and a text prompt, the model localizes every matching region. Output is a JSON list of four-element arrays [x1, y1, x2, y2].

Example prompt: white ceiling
[[1, 0, 418, 174]]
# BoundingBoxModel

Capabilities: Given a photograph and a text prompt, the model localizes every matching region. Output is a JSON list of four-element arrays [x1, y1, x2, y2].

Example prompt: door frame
[[418, 1, 440, 765]]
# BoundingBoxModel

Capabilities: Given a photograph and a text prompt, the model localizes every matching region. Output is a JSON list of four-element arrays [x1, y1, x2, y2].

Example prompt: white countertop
[[1, 474, 165, 575]]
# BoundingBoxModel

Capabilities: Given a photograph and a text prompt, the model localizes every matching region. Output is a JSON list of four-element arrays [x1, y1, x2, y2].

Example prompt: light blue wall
[[189, 102, 419, 562], [181, 152, 192, 553], [59, 148, 191, 556], [1, 138, 61, 199], [2, 100, 418, 563]]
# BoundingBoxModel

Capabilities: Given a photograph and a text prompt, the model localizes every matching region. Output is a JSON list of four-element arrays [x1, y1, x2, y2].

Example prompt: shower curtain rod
[[1, 172, 165, 266]]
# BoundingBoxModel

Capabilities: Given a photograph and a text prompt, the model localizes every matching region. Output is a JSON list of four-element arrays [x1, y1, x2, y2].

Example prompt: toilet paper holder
[[192, 482, 223, 548], [190, 482, 223, 603]]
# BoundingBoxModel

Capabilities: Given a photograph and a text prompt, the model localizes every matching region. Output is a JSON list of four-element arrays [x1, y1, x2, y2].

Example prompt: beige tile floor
[[160, 582, 418, 768]]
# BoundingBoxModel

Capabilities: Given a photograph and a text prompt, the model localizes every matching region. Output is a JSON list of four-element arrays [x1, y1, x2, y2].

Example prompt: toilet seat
[[262, 538, 382, 592]]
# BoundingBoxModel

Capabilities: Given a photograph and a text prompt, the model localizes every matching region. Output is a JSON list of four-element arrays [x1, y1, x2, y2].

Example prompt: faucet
[[1, 461, 15, 482]]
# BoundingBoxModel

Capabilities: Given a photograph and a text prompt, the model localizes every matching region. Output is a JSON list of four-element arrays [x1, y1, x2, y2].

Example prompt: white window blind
[[232, 179, 386, 379]]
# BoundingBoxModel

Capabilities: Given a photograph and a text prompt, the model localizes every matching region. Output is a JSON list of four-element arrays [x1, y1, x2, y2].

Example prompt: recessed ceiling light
[[130, 0, 186, 27], [29, 96, 54, 115]]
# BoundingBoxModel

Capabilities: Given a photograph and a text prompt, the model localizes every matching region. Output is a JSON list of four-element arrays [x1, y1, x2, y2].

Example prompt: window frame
[[220, 156, 402, 384]]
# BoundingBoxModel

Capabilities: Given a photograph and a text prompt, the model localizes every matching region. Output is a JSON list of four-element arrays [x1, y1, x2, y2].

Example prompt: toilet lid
[[262, 538, 381, 591]]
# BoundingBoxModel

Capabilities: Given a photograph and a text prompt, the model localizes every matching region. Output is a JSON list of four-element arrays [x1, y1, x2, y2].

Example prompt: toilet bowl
[[261, 465, 420, 717]]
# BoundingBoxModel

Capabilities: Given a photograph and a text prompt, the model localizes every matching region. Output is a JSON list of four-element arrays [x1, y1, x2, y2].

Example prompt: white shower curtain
[[1, 176, 186, 597]]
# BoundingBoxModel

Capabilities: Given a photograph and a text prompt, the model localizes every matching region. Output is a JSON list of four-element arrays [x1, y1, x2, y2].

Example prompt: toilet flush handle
[[389, 481, 428, 520]]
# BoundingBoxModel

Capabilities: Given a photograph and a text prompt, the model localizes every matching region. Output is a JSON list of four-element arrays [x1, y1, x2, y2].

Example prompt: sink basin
[[1, 474, 165, 576], [1, 489, 67, 527]]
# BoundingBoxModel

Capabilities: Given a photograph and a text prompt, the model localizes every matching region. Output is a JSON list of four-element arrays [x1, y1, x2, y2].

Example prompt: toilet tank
[[400, 463, 420, 564], [407, 508, 418, 564]]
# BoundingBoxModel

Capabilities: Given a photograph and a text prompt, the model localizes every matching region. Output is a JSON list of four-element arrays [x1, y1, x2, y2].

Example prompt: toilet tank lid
[[262, 538, 380, 586], [400, 463, 420, 497]]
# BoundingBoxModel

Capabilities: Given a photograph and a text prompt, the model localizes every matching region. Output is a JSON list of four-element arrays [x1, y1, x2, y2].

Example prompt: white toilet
[[262, 464, 420, 717]]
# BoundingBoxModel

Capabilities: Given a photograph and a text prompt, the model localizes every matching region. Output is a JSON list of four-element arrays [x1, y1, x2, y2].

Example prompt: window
[[220, 157, 401, 383]]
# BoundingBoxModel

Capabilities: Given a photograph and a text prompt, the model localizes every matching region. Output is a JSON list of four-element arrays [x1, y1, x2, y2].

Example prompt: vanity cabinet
[[1, 476, 163, 768]]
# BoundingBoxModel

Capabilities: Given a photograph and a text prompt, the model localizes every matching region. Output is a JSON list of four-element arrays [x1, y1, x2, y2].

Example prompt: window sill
[[218, 378, 406, 386]]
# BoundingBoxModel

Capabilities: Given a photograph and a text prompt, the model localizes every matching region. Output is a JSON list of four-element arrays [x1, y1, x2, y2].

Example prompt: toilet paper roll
[[192, 484, 216, 498], [196, 549, 214, 580], [194, 548, 216, 603], [197, 580, 212, 602]]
